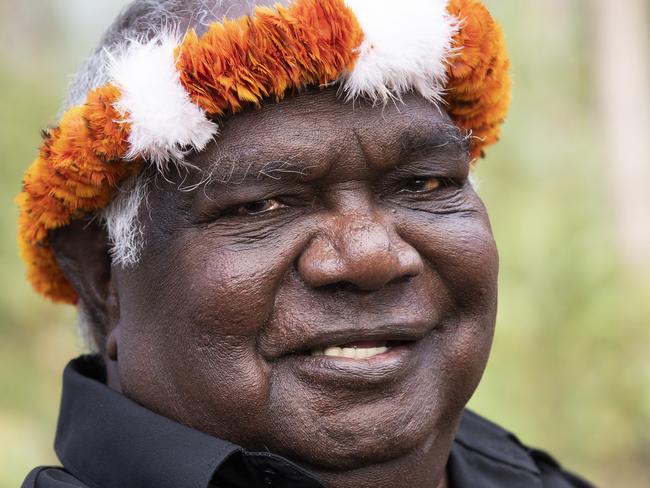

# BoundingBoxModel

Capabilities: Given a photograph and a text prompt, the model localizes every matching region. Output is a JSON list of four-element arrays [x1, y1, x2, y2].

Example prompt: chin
[[264, 389, 457, 470]]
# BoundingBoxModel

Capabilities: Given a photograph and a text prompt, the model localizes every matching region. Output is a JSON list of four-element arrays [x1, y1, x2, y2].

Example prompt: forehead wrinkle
[[190, 116, 346, 187]]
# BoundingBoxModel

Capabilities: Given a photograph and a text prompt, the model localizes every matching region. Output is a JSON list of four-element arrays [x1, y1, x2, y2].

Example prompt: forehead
[[188, 88, 464, 182]]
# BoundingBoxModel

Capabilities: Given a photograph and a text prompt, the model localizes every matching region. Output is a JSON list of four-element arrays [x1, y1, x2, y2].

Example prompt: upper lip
[[267, 321, 435, 359]]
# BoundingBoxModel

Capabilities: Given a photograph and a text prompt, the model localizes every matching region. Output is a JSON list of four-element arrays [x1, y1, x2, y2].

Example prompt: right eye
[[230, 198, 286, 216], [398, 177, 442, 194]]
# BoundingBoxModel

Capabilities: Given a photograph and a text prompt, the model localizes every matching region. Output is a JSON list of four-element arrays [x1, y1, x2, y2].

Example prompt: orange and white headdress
[[17, 0, 511, 304]]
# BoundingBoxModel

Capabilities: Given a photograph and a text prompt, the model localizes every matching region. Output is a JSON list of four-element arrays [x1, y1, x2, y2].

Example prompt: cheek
[[399, 209, 499, 316], [436, 314, 495, 411], [176, 225, 317, 335], [399, 209, 498, 393], [124, 224, 300, 336], [113, 228, 307, 441]]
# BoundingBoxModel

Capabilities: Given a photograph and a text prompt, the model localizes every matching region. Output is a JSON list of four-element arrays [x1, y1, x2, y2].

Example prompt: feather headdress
[[17, 0, 511, 304]]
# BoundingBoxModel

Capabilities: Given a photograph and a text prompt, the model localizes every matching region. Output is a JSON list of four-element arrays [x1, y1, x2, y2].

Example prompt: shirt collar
[[55, 355, 323, 488], [448, 410, 543, 487]]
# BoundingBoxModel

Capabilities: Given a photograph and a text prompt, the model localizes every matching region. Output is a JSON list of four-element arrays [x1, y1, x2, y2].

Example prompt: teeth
[[310, 346, 389, 359]]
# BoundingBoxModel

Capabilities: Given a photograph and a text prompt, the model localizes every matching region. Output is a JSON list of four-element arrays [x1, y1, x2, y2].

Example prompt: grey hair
[[68, 0, 238, 351], [101, 174, 150, 267]]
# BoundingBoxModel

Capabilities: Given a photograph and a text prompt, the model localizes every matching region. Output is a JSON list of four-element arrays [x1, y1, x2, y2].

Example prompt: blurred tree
[[594, 0, 650, 271]]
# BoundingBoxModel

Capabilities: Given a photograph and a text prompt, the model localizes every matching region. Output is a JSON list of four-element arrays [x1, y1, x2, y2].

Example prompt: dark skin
[[52, 88, 498, 488]]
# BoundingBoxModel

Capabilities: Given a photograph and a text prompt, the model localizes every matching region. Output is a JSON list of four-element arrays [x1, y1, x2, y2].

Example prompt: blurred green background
[[1, 0, 649, 486]]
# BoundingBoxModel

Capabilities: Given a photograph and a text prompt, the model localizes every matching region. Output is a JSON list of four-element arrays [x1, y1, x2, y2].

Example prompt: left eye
[[398, 177, 442, 193], [233, 198, 286, 216]]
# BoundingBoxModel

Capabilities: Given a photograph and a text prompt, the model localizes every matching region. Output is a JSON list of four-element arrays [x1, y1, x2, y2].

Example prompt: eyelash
[[389, 176, 459, 197], [397, 176, 453, 193], [224, 198, 287, 217]]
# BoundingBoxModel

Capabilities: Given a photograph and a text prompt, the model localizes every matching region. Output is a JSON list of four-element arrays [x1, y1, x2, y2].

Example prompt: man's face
[[110, 88, 498, 469]]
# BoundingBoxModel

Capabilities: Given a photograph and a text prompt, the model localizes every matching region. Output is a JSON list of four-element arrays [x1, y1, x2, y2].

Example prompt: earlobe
[[49, 218, 115, 347], [104, 276, 121, 360], [104, 323, 123, 392], [106, 326, 119, 361]]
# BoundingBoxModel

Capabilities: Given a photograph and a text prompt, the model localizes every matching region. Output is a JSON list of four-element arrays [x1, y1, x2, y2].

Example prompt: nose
[[298, 214, 424, 291]]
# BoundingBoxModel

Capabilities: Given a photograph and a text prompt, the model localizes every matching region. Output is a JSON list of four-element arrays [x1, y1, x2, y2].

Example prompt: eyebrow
[[194, 123, 470, 189], [196, 154, 316, 188], [398, 123, 471, 160]]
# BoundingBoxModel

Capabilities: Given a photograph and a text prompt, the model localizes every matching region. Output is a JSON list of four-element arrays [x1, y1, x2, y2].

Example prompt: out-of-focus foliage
[[0, 2, 126, 486], [0, 1, 648, 487], [469, 1, 650, 486]]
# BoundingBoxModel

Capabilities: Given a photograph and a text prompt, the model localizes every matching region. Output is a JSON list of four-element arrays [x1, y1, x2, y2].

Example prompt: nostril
[[318, 276, 419, 294], [317, 277, 412, 294], [318, 281, 370, 294], [388, 274, 416, 287]]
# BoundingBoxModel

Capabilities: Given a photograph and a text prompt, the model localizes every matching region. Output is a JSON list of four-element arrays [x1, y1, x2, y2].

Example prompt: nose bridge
[[298, 208, 424, 291], [337, 214, 393, 267]]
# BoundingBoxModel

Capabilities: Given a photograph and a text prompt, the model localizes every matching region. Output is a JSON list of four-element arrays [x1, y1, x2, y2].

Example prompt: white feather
[[108, 32, 218, 170], [342, 0, 458, 104]]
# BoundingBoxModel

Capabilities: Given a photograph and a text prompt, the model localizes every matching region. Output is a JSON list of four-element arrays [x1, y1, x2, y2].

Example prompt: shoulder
[[452, 410, 595, 488], [21, 467, 90, 488]]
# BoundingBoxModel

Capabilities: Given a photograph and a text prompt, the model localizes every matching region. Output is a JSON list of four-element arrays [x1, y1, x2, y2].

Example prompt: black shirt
[[22, 356, 594, 488]]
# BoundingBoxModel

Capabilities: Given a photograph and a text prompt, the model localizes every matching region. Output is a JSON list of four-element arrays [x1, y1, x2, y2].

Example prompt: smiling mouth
[[280, 325, 431, 364], [309, 340, 409, 359], [282, 336, 423, 387], [272, 323, 434, 386]]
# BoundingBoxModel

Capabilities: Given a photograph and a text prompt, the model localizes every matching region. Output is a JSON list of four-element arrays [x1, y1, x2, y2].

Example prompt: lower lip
[[280, 343, 419, 388]]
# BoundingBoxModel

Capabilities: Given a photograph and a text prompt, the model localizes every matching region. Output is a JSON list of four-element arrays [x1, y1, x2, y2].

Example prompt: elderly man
[[18, 0, 592, 487]]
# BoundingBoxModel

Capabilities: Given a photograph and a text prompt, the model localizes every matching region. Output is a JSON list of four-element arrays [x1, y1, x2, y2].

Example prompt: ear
[[49, 218, 120, 353]]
